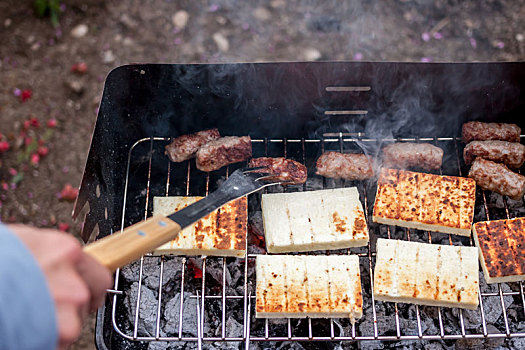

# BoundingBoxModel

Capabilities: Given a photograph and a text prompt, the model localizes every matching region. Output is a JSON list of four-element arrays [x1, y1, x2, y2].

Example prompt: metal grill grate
[[108, 134, 525, 347]]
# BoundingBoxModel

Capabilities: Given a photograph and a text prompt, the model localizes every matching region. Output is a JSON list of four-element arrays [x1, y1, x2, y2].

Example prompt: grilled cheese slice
[[373, 239, 479, 310], [473, 217, 525, 284], [152, 196, 247, 257], [373, 168, 476, 236], [262, 187, 369, 253], [256, 255, 363, 320]]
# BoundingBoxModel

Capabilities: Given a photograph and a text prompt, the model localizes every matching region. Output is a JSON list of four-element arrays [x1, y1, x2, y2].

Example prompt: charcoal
[[359, 340, 385, 350], [205, 258, 232, 286], [121, 257, 183, 292], [511, 337, 525, 349], [453, 279, 513, 329], [124, 282, 158, 336], [423, 343, 446, 350], [210, 317, 243, 349], [163, 293, 203, 337]]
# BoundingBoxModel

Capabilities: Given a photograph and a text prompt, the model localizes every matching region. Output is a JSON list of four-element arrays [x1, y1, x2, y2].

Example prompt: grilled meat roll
[[382, 142, 443, 171], [462, 121, 521, 143], [468, 158, 525, 200], [316, 152, 374, 181], [249, 157, 307, 185], [196, 136, 252, 172], [464, 140, 525, 168], [165, 128, 220, 162]]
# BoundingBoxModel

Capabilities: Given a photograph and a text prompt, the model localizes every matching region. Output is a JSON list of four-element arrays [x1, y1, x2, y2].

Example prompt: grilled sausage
[[165, 128, 220, 162], [196, 136, 252, 172], [462, 122, 521, 143], [468, 158, 525, 200], [249, 157, 307, 185], [316, 151, 374, 181], [464, 140, 525, 168], [382, 143, 443, 171]]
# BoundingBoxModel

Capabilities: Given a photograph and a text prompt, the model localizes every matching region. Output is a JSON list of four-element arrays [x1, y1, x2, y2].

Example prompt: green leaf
[[34, 0, 48, 17], [11, 173, 24, 184]]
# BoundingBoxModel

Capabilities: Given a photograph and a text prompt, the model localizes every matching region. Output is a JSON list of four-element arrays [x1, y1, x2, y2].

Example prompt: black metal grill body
[[73, 62, 525, 349]]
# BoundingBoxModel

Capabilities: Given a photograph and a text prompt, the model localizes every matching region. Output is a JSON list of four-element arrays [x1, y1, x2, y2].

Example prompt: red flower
[[59, 184, 79, 202], [71, 62, 88, 74], [37, 146, 49, 157], [23, 120, 31, 130], [0, 141, 9, 153], [46, 118, 57, 128], [30, 117, 40, 128], [58, 222, 70, 232], [30, 153, 40, 165], [25, 137, 33, 146], [21, 90, 32, 102]]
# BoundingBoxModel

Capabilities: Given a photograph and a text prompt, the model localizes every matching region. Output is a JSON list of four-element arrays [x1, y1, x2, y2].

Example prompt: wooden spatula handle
[[83, 215, 181, 271]]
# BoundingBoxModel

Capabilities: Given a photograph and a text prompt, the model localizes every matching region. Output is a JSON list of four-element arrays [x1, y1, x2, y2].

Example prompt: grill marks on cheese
[[256, 255, 363, 320], [373, 239, 479, 310], [261, 188, 369, 253], [373, 168, 476, 236], [473, 217, 525, 284], [153, 196, 247, 257]]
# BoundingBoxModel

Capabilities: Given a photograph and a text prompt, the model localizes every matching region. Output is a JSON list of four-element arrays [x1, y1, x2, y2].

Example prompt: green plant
[[34, 0, 61, 27]]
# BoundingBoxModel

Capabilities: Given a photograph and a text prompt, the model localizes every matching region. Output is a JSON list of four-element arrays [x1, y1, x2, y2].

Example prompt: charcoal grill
[[73, 62, 525, 349]]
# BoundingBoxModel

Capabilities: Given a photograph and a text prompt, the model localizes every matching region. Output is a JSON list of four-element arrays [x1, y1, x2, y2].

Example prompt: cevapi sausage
[[196, 136, 252, 172], [249, 157, 307, 184], [462, 122, 521, 143], [316, 151, 374, 181], [382, 143, 443, 170], [464, 140, 525, 168], [468, 158, 525, 200], [165, 128, 220, 162]]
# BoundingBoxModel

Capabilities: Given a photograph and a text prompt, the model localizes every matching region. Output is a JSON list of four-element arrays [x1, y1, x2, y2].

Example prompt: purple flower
[[208, 3, 219, 12], [13, 88, 21, 96], [62, 166, 70, 173], [469, 37, 477, 48], [174, 38, 182, 45], [242, 23, 250, 31], [421, 57, 432, 62], [353, 52, 363, 60], [59, 3, 66, 12], [433, 32, 443, 40], [421, 32, 430, 42], [27, 192, 33, 198], [496, 41, 504, 49]]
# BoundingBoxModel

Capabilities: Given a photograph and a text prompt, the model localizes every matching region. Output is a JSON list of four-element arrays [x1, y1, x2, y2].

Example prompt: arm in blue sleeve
[[0, 224, 57, 350]]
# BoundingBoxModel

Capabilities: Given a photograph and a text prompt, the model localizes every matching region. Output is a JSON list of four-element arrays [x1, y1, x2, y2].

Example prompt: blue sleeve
[[0, 224, 57, 350]]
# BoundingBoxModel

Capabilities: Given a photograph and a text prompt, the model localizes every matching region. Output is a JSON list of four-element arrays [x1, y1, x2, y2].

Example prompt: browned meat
[[468, 158, 525, 200], [196, 136, 252, 172], [464, 140, 525, 168], [248, 157, 307, 185], [382, 143, 443, 170], [165, 128, 220, 162], [462, 121, 521, 143], [316, 152, 374, 181]]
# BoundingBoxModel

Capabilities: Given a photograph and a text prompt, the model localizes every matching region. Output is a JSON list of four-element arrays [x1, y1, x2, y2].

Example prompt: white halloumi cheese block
[[373, 239, 479, 310], [256, 254, 363, 320], [261, 187, 369, 253], [152, 196, 247, 257], [373, 168, 476, 236]]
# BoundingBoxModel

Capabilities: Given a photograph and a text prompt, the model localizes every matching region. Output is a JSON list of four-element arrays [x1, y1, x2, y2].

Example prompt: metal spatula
[[83, 168, 279, 271]]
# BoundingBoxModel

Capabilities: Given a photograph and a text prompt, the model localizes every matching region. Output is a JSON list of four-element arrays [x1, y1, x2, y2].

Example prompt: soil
[[0, 0, 524, 349]]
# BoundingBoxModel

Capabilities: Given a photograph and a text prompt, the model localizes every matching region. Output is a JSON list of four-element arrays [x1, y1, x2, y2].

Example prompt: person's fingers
[[56, 303, 83, 349], [76, 252, 113, 312]]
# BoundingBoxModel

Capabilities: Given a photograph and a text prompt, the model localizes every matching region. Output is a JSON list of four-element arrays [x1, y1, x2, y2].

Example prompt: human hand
[[9, 224, 113, 349]]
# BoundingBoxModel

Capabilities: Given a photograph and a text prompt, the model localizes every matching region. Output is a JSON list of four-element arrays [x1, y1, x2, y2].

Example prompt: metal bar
[[245, 292, 252, 350], [325, 86, 371, 92], [155, 257, 165, 339], [324, 110, 368, 115], [196, 291, 202, 350], [178, 258, 186, 339], [200, 258, 207, 336], [221, 258, 227, 339]]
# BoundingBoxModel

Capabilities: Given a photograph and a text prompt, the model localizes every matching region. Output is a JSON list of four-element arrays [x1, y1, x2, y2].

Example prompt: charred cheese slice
[[373, 239, 479, 310], [256, 255, 363, 320], [261, 187, 369, 253], [373, 168, 476, 236], [152, 196, 247, 257], [473, 217, 525, 284]]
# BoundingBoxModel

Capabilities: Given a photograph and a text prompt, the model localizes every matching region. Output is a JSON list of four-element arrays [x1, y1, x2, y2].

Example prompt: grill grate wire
[[107, 135, 525, 346]]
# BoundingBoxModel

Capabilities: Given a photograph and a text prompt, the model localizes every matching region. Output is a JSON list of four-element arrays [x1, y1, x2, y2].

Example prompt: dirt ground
[[0, 0, 524, 349]]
